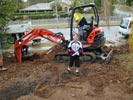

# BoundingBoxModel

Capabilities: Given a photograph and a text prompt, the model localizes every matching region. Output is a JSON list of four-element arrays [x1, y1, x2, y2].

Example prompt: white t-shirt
[[68, 40, 83, 56]]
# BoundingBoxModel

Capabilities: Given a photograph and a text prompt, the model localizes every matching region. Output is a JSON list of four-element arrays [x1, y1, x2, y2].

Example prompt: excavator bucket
[[104, 49, 113, 64]]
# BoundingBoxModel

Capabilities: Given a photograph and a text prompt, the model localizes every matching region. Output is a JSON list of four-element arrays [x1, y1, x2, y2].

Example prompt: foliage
[[126, 0, 133, 6], [103, 0, 110, 26], [70, 0, 82, 8], [94, 0, 115, 15], [50, 1, 62, 11], [116, 0, 133, 6], [110, 0, 116, 4], [14, 11, 68, 20], [0, 34, 13, 49], [0, 0, 18, 33], [17, 0, 30, 9], [28, 0, 53, 5], [94, 0, 102, 11], [109, 1, 115, 15], [82, 0, 92, 4], [0, 0, 18, 50]]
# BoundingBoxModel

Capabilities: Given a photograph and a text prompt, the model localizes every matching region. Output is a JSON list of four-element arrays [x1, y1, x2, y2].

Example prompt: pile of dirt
[[0, 44, 133, 100], [112, 43, 130, 54], [102, 43, 130, 54]]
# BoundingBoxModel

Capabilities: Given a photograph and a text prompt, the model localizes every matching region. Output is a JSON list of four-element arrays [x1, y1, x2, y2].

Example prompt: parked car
[[119, 17, 133, 38]]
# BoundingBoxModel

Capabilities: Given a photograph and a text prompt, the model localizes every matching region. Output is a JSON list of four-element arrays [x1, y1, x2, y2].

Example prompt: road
[[3, 26, 122, 52], [48, 26, 120, 41], [32, 26, 121, 50]]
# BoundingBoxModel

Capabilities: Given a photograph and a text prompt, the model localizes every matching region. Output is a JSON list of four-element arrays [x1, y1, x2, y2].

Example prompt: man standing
[[0, 41, 7, 71]]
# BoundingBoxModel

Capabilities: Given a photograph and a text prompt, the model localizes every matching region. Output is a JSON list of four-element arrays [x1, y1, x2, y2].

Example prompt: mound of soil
[[0, 44, 133, 100]]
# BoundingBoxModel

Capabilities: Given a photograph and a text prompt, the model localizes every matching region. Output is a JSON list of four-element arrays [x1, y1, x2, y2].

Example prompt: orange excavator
[[14, 4, 113, 63], [14, 28, 68, 63]]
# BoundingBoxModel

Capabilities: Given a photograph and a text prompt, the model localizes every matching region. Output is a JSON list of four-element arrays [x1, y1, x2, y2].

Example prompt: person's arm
[[78, 42, 83, 55], [74, 13, 81, 27], [67, 41, 75, 55], [76, 20, 80, 27]]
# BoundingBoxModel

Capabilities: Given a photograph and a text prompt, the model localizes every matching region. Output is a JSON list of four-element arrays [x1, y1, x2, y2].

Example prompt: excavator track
[[55, 52, 97, 63], [55, 49, 113, 64]]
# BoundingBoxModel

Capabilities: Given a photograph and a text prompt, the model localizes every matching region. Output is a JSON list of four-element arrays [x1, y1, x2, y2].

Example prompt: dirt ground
[[0, 44, 133, 100]]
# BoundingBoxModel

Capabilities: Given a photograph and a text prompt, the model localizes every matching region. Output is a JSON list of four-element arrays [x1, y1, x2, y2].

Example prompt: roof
[[19, 3, 53, 12], [19, 1, 72, 12]]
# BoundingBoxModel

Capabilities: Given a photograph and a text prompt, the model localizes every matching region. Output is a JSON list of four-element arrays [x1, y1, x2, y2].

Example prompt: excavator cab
[[70, 3, 105, 50], [55, 4, 113, 64], [57, 3, 113, 63]]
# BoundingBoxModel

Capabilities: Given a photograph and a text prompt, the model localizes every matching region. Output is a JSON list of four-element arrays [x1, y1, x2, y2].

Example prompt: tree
[[82, 0, 93, 4], [94, 0, 102, 11], [110, 0, 116, 5], [70, 0, 82, 8], [50, 1, 62, 11], [126, 0, 132, 6], [28, 0, 53, 5], [0, 0, 18, 49], [17, 0, 30, 9], [0, 0, 18, 33]]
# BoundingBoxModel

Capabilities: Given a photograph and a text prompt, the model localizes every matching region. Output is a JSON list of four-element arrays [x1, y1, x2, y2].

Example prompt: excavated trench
[[0, 76, 51, 100], [0, 44, 133, 100]]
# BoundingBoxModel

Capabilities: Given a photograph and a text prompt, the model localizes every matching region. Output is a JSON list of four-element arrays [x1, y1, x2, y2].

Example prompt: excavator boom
[[14, 28, 66, 63]]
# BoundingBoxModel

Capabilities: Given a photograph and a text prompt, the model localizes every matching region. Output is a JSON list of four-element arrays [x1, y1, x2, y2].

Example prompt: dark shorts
[[69, 56, 80, 67]]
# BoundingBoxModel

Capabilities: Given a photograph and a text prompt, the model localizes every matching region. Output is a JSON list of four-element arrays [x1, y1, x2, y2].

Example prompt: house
[[19, 0, 72, 13], [19, 3, 53, 12]]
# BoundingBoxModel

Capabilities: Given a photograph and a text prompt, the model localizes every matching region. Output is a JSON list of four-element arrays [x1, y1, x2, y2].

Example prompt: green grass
[[115, 4, 133, 12]]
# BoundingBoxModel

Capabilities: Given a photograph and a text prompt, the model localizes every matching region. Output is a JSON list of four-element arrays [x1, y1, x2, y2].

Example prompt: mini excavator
[[14, 3, 113, 63]]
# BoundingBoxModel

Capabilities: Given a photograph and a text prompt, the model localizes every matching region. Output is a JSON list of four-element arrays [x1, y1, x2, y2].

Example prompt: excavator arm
[[14, 28, 66, 63]]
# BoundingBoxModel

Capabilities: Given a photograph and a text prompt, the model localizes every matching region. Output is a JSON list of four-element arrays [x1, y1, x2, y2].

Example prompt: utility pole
[[55, 0, 58, 26]]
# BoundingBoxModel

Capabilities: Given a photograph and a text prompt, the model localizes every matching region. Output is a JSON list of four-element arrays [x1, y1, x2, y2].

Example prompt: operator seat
[[83, 16, 94, 41]]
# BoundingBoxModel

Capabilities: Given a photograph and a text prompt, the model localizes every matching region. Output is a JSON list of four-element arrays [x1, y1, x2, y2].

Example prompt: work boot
[[0, 67, 8, 71], [75, 71, 80, 77]]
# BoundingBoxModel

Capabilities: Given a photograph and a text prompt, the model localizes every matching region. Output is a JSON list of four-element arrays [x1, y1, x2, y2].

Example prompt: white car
[[119, 17, 133, 38]]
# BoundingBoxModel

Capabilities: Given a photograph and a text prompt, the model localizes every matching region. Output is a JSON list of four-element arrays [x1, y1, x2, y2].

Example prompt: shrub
[[13, 11, 68, 20]]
